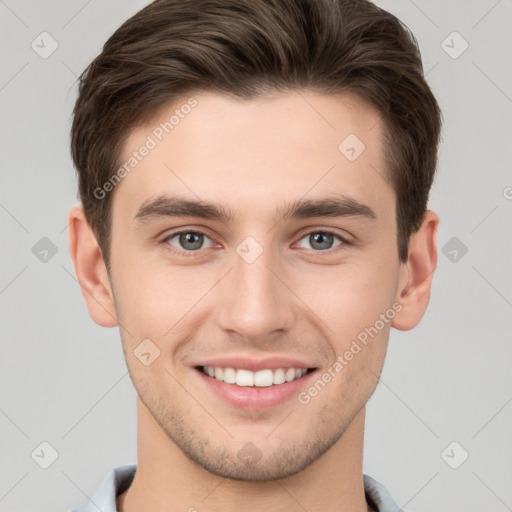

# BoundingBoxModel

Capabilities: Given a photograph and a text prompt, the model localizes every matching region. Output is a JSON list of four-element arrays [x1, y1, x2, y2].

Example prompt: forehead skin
[[110, 90, 395, 259]]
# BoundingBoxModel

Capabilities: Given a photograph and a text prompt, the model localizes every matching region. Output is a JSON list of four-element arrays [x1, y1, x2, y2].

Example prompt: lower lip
[[194, 368, 317, 409]]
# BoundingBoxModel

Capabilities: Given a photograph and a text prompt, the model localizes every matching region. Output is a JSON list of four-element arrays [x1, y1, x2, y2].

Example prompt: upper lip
[[194, 356, 318, 372]]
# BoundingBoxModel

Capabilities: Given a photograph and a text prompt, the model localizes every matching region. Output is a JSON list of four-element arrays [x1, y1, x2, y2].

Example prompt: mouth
[[193, 364, 318, 409], [196, 365, 316, 387]]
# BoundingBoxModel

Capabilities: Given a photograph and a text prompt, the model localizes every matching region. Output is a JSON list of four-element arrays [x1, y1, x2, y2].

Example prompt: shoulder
[[69, 464, 137, 512], [363, 474, 404, 512]]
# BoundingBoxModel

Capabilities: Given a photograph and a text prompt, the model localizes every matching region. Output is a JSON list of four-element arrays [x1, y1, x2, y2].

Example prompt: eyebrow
[[133, 194, 377, 225]]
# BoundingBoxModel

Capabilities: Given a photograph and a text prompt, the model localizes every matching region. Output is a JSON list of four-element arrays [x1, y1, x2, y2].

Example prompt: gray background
[[0, 0, 511, 511]]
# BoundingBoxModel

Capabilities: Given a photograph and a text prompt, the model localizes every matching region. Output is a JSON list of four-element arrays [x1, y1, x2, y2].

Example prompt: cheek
[[300, 259, 398, 345], [112, 256, 214, 338]]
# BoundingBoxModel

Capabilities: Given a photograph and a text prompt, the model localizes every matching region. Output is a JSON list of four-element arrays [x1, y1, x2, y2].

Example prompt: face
[[107, 90, 405, 480]]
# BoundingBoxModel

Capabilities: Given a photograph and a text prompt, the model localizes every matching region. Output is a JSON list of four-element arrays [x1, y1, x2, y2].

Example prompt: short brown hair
[[71, 0, 442, 267]]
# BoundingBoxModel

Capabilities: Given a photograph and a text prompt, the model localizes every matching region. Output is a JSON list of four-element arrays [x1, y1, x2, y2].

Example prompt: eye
[[164, 231, 214, 252], [296, 231, 346, 251]]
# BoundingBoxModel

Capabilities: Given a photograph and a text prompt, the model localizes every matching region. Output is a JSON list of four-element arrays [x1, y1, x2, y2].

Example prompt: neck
[[117, 397, 370, 512]]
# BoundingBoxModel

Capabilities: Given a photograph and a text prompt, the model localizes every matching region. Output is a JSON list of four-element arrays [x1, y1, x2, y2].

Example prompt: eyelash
[[161, 229, 352, 257]]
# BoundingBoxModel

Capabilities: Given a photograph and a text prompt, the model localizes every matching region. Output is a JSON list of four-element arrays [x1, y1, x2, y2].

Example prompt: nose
[[216, 240, 296, 344]]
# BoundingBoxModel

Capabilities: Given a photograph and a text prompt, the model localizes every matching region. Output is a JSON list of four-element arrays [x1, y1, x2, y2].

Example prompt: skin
[[68, 90, 438, 512]]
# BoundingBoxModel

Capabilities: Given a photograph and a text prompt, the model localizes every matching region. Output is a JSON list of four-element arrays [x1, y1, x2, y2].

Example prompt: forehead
[[113, 90, 392, 223]]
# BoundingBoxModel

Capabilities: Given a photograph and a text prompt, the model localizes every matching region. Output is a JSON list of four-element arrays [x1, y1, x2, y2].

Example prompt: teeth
[[254, 369, 273, 387], [273, 368, 285, 385], [223, 367, 237, 384], [201, 366, 309, 386], [285, 368, 296, 382], [236, 369, 254, 387]]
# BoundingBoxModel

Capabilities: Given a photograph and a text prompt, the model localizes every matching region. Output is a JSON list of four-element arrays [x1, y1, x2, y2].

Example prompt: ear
[[392, 210, 439, 331], [68, 205, 118, 327]]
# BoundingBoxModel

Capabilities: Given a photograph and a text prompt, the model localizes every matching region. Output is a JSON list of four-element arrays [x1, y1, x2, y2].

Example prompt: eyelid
[[293, 229, 352, 251], [162, 229, 217, 255], [160, 226, 354, 256]]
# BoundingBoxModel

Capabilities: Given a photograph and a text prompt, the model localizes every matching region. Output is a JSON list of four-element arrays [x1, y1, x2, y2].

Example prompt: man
[[68, 0, 441, 510]]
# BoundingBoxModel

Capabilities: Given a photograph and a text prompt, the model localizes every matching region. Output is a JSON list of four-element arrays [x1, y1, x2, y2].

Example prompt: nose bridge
[[217, 235, 294, 341]]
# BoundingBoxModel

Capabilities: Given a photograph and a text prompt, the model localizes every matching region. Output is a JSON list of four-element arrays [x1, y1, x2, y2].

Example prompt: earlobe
[[68, 205, 118, 327], [392, 210, 439, 331]]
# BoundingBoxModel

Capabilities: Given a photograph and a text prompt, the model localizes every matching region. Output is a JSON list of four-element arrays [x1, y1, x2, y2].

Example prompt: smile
[[199, 366, 311, 387]]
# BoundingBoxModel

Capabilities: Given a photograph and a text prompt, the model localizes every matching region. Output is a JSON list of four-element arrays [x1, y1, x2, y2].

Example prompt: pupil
[[180, 232, 203, 250], [311, 232, 332, 250]]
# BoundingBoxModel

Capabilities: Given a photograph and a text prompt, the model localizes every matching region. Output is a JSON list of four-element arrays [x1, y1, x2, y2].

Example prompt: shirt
[[70, 464, 403, 512]]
